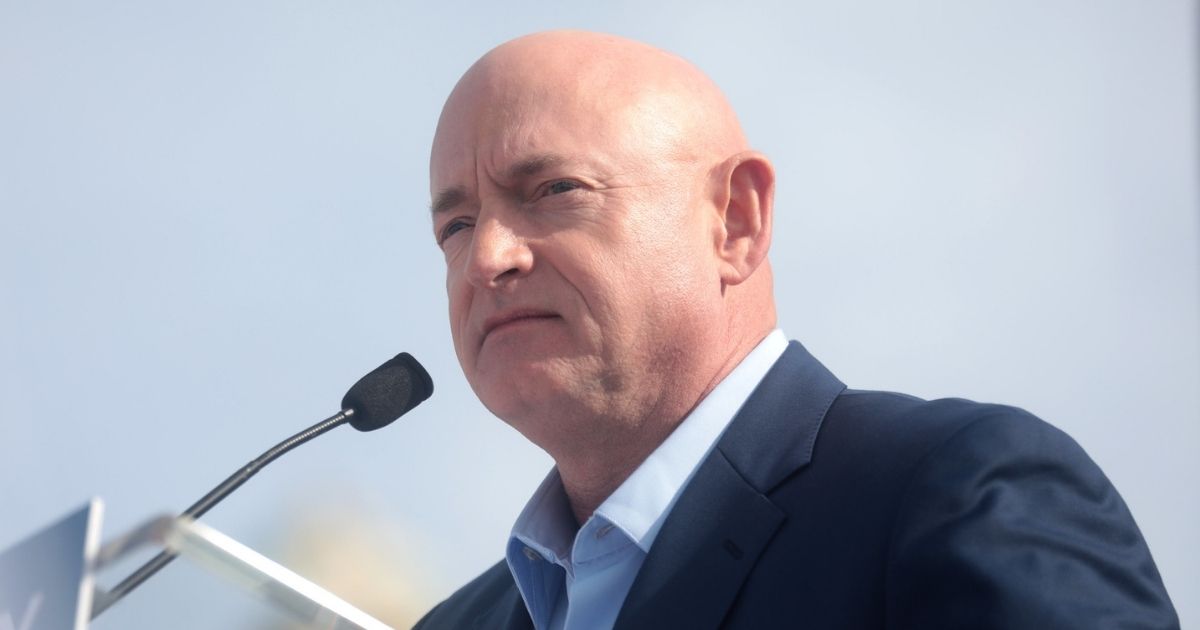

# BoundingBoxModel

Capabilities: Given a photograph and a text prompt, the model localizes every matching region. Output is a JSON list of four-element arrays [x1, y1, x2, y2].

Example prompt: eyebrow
[[431, 186, 467, 216], [508, 153, 565, 180], [430, 153, 569, 216]]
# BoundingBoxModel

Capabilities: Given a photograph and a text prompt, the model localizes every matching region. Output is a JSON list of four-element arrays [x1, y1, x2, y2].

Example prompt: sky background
[[1, 1, 1196, 627]]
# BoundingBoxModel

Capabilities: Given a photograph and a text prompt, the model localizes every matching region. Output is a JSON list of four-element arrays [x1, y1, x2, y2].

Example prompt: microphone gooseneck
[[91, 352, 433, 619], [183, 410, 355, 520]]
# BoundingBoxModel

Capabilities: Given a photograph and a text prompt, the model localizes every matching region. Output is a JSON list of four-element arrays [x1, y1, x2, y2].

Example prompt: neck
[[557, 432, 669, 526], [554, 323, 773, 525]]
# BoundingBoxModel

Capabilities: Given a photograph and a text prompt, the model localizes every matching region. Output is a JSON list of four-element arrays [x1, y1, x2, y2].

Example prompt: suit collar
[[717, 340, 846, 493], [614, 341, 845, 630]]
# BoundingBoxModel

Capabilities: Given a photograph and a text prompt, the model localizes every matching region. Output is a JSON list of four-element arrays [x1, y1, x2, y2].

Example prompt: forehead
[[430, 79, 629, 188]]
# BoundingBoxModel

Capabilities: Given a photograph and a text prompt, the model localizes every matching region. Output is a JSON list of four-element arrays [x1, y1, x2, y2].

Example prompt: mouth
[[481, 309, 561, 342]]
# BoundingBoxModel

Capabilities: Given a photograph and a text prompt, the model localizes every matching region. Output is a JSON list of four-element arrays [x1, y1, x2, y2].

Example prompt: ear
[[710, 151, 775, 285]]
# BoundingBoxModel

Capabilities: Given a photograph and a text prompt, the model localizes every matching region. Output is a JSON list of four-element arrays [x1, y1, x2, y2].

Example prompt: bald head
[[430, 32, 776, 506], [433, 31, 748, 190]]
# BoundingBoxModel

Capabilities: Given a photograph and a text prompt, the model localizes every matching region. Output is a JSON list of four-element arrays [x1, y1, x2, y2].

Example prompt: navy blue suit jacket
[[416, 342, 1178, 629]]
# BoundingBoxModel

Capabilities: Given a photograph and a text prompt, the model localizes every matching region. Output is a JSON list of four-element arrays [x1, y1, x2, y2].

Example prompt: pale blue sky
[[1, 1, 1196, 627]]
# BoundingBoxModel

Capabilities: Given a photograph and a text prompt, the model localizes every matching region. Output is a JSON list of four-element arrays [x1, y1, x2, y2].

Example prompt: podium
[[0, 501, 395, 630]]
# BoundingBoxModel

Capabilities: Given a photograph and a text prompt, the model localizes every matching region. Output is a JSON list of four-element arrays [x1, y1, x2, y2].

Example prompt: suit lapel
[[614, 342, 845, 630], [613, 449, 784, 630]]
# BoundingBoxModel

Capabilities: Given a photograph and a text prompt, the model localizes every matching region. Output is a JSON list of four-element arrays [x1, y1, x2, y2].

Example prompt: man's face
[[430, 71, 722, 443]]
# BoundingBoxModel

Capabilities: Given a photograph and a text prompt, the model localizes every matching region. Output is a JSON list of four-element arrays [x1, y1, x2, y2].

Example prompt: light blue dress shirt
[[505, 330, 789, 630]]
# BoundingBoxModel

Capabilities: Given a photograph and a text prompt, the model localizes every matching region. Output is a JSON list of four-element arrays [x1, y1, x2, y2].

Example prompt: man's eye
[[439, 220, 471, 244], [546, 180, 581, 195]]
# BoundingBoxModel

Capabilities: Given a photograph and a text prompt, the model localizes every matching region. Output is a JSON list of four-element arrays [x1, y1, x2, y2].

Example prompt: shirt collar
[[509, 468, 575, 565], [595, 329, 788, 551], [509, 329, 788, 559]]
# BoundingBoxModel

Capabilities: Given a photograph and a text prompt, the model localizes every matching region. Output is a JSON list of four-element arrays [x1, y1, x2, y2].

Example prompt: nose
[[464, 215, 533, 289]]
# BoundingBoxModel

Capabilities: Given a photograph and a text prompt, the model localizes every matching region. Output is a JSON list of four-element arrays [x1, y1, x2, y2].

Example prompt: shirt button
[[523, 547, 541, 561], [595, 523, 615, 539]]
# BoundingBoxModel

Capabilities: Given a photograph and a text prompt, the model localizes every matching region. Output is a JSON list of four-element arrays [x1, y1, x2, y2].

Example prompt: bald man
[[416, 32, 1177, 630]]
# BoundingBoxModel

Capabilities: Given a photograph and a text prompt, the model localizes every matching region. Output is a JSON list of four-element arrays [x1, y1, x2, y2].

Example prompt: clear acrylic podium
[[0, 500, 395, 630]]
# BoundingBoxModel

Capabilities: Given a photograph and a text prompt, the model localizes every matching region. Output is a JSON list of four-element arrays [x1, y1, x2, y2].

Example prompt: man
[[416, 30, 1178, 629]]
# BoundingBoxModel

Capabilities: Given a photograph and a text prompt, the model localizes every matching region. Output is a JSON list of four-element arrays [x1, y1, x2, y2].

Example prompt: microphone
[[90, 352, 433, 618], [342, 352, 434, 431]]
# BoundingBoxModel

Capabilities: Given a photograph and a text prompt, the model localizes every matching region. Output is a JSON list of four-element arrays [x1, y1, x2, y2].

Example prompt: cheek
[[626, 222, 714, 293], [567, 208, 713, 317], [572, 244, 675, 334], [445, 271, 474, 360]]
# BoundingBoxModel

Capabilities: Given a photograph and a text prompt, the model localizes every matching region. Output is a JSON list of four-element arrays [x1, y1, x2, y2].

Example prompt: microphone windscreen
[[340, 352, 433, 431]]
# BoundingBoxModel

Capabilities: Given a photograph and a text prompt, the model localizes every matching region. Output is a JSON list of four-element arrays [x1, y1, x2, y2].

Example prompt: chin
[[472, 361, 549, 410], [471, 361, 580, 426]]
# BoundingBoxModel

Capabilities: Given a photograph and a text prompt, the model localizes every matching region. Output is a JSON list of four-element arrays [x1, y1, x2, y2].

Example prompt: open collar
[[507, 331, 788, 564]]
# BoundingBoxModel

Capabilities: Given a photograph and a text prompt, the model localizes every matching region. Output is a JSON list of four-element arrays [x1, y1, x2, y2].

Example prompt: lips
[[481, 309, 560, 342]]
